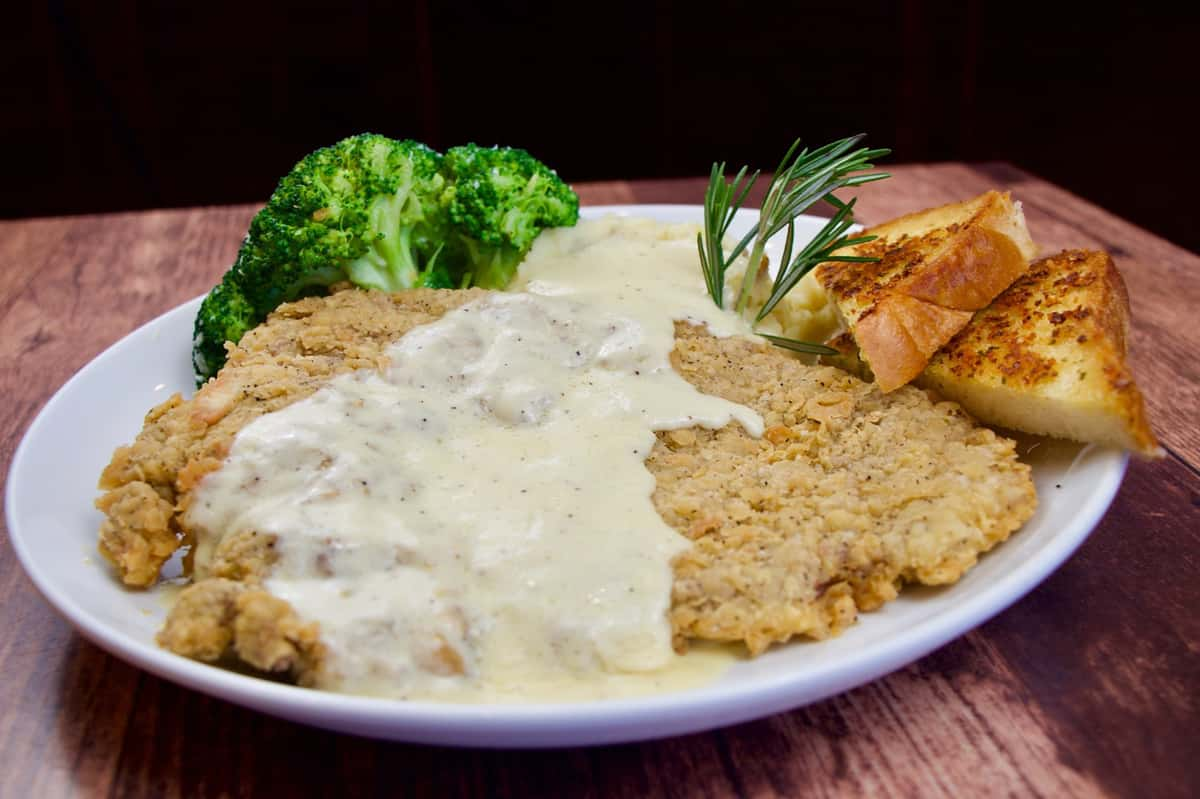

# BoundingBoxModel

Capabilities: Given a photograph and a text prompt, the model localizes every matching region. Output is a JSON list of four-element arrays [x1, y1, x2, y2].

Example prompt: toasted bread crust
[[901, 226, 1029, 309], [853, 296, 973, 390], [817, 191, 1037, 391], [920, 250, 1160, 456]]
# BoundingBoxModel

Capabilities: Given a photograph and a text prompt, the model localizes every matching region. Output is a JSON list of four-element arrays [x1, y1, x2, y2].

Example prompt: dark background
[[8, 1, 1198, 253]]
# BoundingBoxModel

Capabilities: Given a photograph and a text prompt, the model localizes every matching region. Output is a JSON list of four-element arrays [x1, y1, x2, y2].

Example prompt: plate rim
[[4, 204, 1130, 746]]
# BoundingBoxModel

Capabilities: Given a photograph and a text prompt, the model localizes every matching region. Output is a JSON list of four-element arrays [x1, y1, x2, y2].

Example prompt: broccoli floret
[[191, 279, 257, 382], [192, 137, 580, 384], [191, 133, 450, 383], [441, 144, 580, 288]]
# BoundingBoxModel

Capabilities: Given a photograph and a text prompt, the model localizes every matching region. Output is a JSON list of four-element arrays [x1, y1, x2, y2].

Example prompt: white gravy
[[186, 217, 761, 701]]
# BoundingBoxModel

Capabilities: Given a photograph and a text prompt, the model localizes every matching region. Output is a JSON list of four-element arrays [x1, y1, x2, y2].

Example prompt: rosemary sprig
[[756, 198, 877, 322], [698, 134, 890, 354], [698, 162, 758, 308]]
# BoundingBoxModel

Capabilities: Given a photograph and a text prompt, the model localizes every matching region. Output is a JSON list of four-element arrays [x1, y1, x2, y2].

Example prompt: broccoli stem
[[347, 191, 423, 291], [458, 237, 523, 290]]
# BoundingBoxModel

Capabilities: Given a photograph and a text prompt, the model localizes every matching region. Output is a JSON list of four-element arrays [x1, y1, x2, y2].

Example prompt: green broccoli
[[191, 279, 257, 380], [440, 144, 580, 288], [192, 134, 451, 383], [192, 136, 580, 385]]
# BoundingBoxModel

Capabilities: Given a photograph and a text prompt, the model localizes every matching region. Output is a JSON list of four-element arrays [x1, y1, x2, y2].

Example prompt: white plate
[[5, 205, 1128, 747]]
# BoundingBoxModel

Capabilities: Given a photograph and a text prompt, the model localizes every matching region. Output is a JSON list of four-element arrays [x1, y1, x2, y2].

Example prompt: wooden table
[[2, 164, 1197, 798]]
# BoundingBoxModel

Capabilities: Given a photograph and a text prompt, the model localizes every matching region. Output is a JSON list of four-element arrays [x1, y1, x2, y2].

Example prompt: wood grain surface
[[1, 165, 1197, 798]]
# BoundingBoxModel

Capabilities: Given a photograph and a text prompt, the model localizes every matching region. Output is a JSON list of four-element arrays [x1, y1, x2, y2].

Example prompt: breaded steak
[[97, 288, 1035, 680]]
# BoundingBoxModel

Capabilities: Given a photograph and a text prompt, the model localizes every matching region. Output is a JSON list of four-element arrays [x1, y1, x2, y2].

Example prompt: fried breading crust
[[156, 579, 324, 682], [657, 324, 1037, 654], [101, 288, 1035, 679], [96, 287, 489, 588]]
